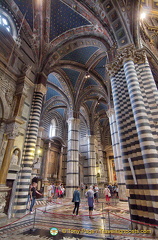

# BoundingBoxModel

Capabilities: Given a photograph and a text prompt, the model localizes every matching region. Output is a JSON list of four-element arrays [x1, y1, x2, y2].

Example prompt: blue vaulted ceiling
[[55, 108, 65, 117], [48, 73, 63, 89], [94, 57, 107, 79], [100, 118, 106, 125], [96, 103, 108, 113], [62, 46, 99, 65], [50, 0, 91, 41], [46, 87, 61, 101], [14, 0, 33, 29], [85, 100, 93, 110], [84, 78, 98, 89], [62, 68, 80, 87]]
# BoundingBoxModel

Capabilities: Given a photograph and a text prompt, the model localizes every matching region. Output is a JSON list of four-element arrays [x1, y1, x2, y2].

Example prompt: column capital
[[67, 117, 80, 125], [35, 83, 47, 95], [106, 44, 146, 77], [106, 107, 115, 118], [5, 119, 23, 139]]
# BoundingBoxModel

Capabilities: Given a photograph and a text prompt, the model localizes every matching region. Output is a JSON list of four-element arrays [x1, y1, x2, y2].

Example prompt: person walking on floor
[[72, 187, 80, 216], [30, 182, 42, 214], [85, 185, 94, 218]]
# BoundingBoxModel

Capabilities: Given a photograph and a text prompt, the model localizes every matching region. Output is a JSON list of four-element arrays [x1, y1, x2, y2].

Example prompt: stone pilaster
[[107, 108, 127, 201], [57, 147, 63, 182], [0, 121, 20, 185]]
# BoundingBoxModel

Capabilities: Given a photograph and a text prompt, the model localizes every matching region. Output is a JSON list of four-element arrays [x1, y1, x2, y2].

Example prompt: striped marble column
[[107, 108, 127, 201], [13, 83, 46, 214], [87, 135, 97, 185], [66, 118, 80, 198], [124, 59, 158, 226], [107, 45, 158, 230]]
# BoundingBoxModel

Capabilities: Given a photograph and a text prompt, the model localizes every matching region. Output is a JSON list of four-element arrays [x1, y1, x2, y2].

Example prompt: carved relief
[[6, 122, 19, 139], [21, 64, 32, 77], [0, 191, 7, 214], [0, 74, 15, 108]]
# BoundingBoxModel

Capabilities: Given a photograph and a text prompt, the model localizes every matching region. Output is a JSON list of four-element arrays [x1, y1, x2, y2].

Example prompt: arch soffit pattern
[[42, 97, 68, 117], [44, 34, 112, 73]]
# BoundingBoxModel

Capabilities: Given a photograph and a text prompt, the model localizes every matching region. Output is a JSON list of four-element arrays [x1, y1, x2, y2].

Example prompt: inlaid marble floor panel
[[0, 199, 156, 240]]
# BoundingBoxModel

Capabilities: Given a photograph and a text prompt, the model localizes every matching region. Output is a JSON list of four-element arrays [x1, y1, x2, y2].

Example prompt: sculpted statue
[[11, 149, 19, 165]]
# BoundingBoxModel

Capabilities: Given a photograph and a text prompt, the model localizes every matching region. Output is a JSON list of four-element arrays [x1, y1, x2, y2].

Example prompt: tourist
[[51, 183, 55, 199], [72, 187, 80, 216], [94, 184, 99, 203], [104, 185, 111, 205], [30, 182, 42, 213], [47, 183, 52, 202], [85, 186, 94, 218]]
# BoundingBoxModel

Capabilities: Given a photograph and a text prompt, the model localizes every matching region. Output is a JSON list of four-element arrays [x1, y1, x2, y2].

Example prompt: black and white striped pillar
[[87, 135, 97, 185], [13, 83, 46, 214], [66, 118, 80, 198], [124, 59, 158, 225]]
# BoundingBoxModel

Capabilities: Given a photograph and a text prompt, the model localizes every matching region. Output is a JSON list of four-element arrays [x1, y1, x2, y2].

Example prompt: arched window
[[0, 13, 11, 33], [49, 119, 57, 137], [0, 9, 17, 39]]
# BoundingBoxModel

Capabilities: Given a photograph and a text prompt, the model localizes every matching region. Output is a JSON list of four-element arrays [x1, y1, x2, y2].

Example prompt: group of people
[[72, 183, 119, 217], [47, 183, 65, 203], [26, 180, 118, 216], [72, 184, 99, 218]]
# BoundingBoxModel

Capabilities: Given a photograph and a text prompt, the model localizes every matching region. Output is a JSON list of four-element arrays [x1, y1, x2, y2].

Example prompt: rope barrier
[[0, 212, 30, 230], [37, 208, 103, 217], [38, 205, 158, 228], [110, 212, 158, 227]]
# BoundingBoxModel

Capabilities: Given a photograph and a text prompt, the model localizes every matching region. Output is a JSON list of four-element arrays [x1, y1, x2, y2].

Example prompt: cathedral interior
[[0, 0, 158, 239]]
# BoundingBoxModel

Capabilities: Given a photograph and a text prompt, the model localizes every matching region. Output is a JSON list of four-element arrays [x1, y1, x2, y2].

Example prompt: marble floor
[[0, 198, 156, 240]]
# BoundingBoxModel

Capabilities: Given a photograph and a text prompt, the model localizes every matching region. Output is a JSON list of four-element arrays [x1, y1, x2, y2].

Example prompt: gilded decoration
[[106, 45, 146, 76]]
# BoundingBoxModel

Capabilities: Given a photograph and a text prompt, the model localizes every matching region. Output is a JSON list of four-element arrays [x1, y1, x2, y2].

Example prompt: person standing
[[51, 183, 55, 199], [104, 185, 111, 205], [72, 187, 80, 216], [30, 182, 42, 213], [85, 186, 94, 218], [47, 183, 52, 202], [94, 184, 99, 203], [26, 183, 32, 210]]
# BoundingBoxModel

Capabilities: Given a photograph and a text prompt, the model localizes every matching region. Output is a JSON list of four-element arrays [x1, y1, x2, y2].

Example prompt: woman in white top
[[104, 186, 111, 204]]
